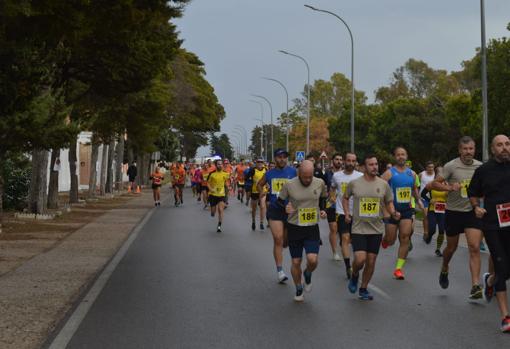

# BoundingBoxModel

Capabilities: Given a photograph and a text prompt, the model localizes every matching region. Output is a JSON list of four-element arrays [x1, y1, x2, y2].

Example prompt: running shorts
[[287, 223, 321, 259], [208, 195, 226, 207], [445, 210, 483, 237], [326, 207, 337, 223], [337, 214, 352, 234], [351, 234, 382, 254], [384, 208, 414, 225]]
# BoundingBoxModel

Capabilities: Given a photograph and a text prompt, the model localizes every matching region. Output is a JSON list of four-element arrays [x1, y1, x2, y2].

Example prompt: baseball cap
[[256, 158, 265, 162], [274, 148, 289, 158]]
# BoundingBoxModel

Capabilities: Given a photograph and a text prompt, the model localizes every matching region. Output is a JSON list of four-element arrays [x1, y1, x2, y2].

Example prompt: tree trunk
[[68, 137, 79, 203], [114, 134, 125, 191], [47, 149, 60, 209], [105, 138, 115, 193], [28, 149, 49, 214], [99, 143, 108, 196], [127, 141, 134, 165], [88, 136, 99, 198]]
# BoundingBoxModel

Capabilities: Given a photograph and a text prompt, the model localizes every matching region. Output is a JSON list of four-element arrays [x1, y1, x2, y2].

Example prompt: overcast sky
[[175, 0, 510, 157]]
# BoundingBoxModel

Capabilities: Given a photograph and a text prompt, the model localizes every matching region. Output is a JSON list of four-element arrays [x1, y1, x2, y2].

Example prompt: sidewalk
[[0, 190, 160, 349]]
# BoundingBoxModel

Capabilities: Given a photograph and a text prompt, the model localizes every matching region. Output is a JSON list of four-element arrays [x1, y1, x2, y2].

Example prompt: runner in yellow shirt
[[207, 159, 231, 233]]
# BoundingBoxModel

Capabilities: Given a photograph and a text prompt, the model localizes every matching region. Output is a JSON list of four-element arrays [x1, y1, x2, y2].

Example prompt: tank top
[[265, 166, 297, 205], [252, 168, 266, 193], [389, 167, 415, 211], [419, 171, 435, 194]]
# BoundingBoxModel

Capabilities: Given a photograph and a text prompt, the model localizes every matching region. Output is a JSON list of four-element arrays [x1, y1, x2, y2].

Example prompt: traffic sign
[[295, 151, 305, 162], [320, 151, 327, 159]]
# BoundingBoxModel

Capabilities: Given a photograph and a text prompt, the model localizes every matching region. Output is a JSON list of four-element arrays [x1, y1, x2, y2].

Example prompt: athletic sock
[[276, 266, 283, 272], [296, 284, 303, 293], [396, 258, 406, 270], [344, 258, 351, 269], [218, 221, 222, 226], [304, 270, 312, 284], [437, 233, 445, 250], [359, 287, 367, 292]]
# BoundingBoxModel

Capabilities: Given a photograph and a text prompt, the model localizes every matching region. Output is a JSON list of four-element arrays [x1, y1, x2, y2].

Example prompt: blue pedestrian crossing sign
[[295, 151, 305, 162]]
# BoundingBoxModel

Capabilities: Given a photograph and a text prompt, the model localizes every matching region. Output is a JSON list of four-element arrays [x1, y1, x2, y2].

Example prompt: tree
[[210, 133, 234, 160]]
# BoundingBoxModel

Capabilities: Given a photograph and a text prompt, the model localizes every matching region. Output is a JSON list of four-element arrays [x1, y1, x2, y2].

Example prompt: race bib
[[496, 203, 510, 228], [460, 179, 470, 199], [396, 187, 411, 204], [271, 178, 288, 195], [154, 177, 161, 185], [341, 182, 348, 195], [298, 208, 318, 226], [359, 198, 380, 218], [434, 202, 446, 214]]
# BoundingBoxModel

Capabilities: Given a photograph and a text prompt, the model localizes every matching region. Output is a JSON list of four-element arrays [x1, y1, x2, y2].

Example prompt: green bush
[[2, 153, 31, 211]]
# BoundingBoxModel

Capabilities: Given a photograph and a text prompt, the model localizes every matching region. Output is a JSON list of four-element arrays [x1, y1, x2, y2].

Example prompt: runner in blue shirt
[[257, 149, 297, 283], [243, 162, 253, 206]]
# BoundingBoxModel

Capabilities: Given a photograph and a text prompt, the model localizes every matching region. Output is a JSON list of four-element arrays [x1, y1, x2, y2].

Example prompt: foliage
[[2, 153, 31, 210]]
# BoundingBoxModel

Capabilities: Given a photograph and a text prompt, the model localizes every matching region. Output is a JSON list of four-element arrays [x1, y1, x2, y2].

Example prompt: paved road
[[61, 190, 507, 349]]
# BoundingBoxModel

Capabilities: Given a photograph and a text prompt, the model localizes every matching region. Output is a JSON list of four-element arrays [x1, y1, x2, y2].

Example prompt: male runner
[[419, 161, 436, 237], [381, 147, 424, 280], [246, 159, 266, 230], [431, 136, 483, 299], [277, 160, 328, 302], [257, 149, 297, 283], [243, 162, 253, 207], [235, 160, 247, 202], [331, 152, 363, 278], [172, 162, 186, 206], [323, 154, 343, 262], [344, 155, 396, 300], [469, 134, 510, 332], [207, 159, 230, 233]]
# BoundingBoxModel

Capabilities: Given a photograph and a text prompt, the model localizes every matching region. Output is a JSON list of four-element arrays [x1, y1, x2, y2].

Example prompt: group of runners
[[148, 134, 510, 333]]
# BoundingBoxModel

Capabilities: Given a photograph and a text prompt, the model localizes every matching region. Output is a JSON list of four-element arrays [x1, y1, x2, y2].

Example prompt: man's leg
[[442, 234, 460, 271], [382, 223, 398, 247], [269, 220, 285, 269], [396, 219, 413, 264], [422, 206, 429, 239], [360, 253, 378, 289], [465, 228, 483, 286], [291, 258, 303, 285], [305, 253, 318, 273], [352, 250, 367, 277], [329, 221, 338, 256], [217, 201, 224, 226]]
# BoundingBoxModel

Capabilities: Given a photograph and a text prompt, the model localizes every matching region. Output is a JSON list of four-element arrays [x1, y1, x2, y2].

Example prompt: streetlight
[[251, 94, 274, 161], [234, 124, 249, 156], [231, 135, 242, 159], [278, 50, 311, 154], [249, 100, 266, 159], [480, 0, 489, 162], [262, 77, 290, 151], [232, 129, 245, 156], [304, 4, 355, 153]]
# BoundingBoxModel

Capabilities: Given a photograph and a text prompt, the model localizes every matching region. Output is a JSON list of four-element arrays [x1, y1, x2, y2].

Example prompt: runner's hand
[[344, 214, 352, 224], [392, 211, 401, 220], [450, 183, 461, 192], [285, 203, 295, 214], [474, 206, 487, 219], [320, 210, 327, 219]]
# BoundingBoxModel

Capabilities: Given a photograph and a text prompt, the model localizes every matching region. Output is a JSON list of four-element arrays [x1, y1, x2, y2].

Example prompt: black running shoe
[[251, 222, 255, 231], [439, 271, 449, 289], [469, 284, 483, 300], [260, 223, 264, 230]]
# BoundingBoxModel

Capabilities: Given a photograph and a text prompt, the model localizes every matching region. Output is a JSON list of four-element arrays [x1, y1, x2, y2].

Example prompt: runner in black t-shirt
[[468, 134, 510, 333]]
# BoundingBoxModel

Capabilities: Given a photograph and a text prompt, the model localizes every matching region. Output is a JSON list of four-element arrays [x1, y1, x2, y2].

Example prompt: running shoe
[[358, 288, 374, 301], [439, 271, 449, 289], [469, 284, 483, 300], [333, 253, 341, 261], [423, 234, 432, 245], [346, 267, 353, 280], [211, 211, 215, 217], [381, 240, 389, 249], [154, 202, 158, 207], [251, 222, 256, 231], [348, 274, 359, 294], [435, 249, 443, 257], [260, 223, 264, 230], [294, 287, 304, 302], [501, 316, 510, 333], [303, 271, 312, 292], [393, 269, 405, 280], [157, 202, 161, 206], [277, 270, 288, 283], [216, 225, 222, 233], [483, 272, 494, 303]]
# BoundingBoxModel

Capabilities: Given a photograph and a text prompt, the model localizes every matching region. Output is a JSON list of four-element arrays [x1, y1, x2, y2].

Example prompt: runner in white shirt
[[419, 161, 436, 239], [331, 152, 363, 279]]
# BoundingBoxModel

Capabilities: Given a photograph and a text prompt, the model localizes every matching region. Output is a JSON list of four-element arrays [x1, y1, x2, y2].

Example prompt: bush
[[2, 153, 31, 211]]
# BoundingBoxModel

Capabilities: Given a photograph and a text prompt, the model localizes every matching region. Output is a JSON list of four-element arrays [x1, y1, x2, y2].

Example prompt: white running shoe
[[304, 281, 312, 293], [277, 270, 288, 283], [333, 253, 341, 261], [294, 289, 304, 302]]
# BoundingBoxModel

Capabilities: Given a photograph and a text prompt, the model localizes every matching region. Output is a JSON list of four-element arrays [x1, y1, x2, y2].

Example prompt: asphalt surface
[[63, 190, 508, 349]]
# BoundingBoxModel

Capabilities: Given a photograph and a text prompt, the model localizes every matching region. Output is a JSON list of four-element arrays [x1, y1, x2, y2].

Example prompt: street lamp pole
[[232, 129, 245, 156], [279, 50, 311, 154], [235, 124, 249, 156], [262, 77, 290, 151], [305, 4, 355, 153], [480, 0, 489, 162], [252, 94, 274, 161], [249, 100, 265, 159]]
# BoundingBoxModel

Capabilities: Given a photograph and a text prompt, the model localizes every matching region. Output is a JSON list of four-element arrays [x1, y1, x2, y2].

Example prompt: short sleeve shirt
[[468, 159, 510, 230], [440, 158, 482, 212], [331, 170, 363, 215], [207, 171, 230, 197], [346, 176, 393, 235], [278, 177, 328, 226]]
